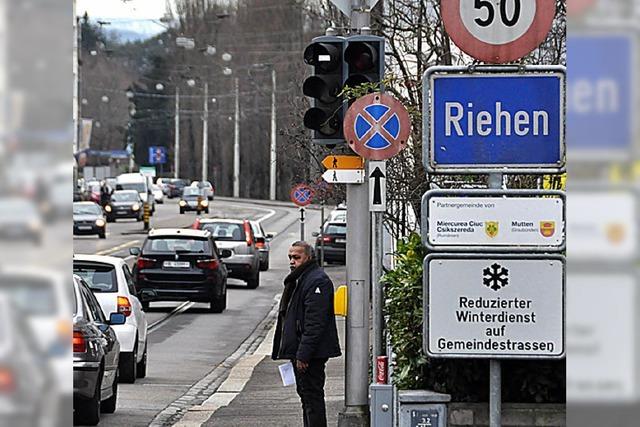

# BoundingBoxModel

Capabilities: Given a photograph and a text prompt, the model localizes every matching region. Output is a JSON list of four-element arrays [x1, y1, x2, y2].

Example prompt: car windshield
[[73, 203, 102, 215], [111, 191, 138, 202], [0, 278, 57, 316], [325, 223, 347, 235], [143, 237, 210, 254], [73, 263, 118, 293], [118, 183, 146, 193], [183, 187, 201, 197], [202, 223, 246, 241]]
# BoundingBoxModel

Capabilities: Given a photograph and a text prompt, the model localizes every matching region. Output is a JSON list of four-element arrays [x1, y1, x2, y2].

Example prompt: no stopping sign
[[442, 0, 557, 63]]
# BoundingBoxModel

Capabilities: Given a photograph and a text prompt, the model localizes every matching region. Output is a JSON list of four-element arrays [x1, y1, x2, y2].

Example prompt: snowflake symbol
[[483, 263, 509, 291]]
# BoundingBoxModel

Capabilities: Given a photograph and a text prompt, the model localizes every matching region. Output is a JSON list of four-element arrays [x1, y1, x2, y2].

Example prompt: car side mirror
[[312, 232, 319, 237], [109, 313, 126, 325], [266, 233, 274, 240], [129, 247, 141, 256], [219, 249, 233, 259]]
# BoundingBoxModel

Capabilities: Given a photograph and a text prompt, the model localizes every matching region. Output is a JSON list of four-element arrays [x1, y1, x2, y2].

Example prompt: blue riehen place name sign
[[425, 69, 565, 172]]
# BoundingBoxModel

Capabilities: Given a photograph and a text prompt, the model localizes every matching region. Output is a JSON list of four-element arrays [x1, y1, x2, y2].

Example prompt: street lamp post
[[202, 81, 209, 182]]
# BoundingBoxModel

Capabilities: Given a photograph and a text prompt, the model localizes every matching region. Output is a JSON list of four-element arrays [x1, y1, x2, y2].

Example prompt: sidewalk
[[190, 265, 347, 427]]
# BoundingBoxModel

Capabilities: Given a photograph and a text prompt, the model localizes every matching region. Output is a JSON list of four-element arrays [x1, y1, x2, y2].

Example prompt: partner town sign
[[422, 190, 565, 252]]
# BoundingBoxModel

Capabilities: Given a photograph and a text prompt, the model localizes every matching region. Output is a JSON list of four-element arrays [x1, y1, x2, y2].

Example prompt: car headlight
[[95, 219, 106, 227], [179, 200, 187, 207], [132, 203, 140, 211], [200, 200, 208, 207], [105, 205, 112, 212], [29, 220, 41, 232]]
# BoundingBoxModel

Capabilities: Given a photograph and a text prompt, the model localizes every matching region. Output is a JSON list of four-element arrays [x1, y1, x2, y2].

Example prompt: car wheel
[[204, 208, 209, 214], [119, 346, 137, 383], [141, 301, 150, 311], [260, 256, 269, 271], [107, 217, 114, 223], [99, 232, 106, 239], [246, 270, 260, 289], [101, 370, 118, 413], [180, 209, 185, 215], [74, 368, 101, 425], [136, 342, 148, 378], [209, 289, 226, 313]]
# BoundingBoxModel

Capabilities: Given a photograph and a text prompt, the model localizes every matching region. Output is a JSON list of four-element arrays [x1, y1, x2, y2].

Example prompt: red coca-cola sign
[[376, 356, 388, 384]]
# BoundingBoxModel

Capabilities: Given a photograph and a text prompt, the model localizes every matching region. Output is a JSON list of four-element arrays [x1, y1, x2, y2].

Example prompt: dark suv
[[130, 228, 230, 313], [314, 221, 347, 264]]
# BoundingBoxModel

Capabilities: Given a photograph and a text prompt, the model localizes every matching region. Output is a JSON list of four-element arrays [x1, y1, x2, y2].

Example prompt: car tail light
[[192, 218, 201, 229], [117, 296, 132, 317], [243, 221, 253, 246], [196, 259, 220, 270], [323, 236, 332, 243], [73, 330, 87, 353], [137, 257, 156, 269], [255, 240, 266, 249], [0, 367, 15, 393]]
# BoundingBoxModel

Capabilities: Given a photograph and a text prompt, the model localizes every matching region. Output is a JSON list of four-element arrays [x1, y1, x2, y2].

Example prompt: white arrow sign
[[322, 169, 365, 184], [369, 161, 386, 212], [330, 0, 381, 16]]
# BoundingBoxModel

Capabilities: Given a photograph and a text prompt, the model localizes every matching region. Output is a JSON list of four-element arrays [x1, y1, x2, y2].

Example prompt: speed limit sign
[[442, 0, 557, 63]]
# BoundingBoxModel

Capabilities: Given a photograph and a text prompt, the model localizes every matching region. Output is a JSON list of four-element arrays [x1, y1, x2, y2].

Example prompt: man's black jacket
[[272, 262, 341, 362]]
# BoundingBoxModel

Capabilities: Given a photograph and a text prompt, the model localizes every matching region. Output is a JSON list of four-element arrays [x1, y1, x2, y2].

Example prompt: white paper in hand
[[278, 362, 296, 387]]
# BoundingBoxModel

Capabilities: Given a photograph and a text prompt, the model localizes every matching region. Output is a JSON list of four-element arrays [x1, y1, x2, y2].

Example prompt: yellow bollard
[[143, 203, 150, 231], [334, 285, 348, 317]]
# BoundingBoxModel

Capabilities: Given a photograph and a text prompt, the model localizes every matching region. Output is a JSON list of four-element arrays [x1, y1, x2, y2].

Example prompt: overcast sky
[[77, 0, 172, 20]]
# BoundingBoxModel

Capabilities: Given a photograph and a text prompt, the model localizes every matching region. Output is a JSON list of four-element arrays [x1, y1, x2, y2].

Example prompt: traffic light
[[344, 35, 385, 93], [302, 36, 346, 145]]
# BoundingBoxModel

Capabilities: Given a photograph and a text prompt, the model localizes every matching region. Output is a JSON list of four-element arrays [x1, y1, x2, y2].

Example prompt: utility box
[[370, 384, 394, 427], [397, 390, 450, 427]]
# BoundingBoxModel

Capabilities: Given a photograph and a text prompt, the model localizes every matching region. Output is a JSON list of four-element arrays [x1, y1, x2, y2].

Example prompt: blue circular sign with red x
[[344, 92, 411, 161], [290, 184, 314, 207]]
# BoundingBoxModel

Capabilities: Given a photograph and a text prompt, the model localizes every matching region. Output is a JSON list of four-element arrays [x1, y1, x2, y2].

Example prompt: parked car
[[326, 208, 347, 223], [74, 255, 149, 383], [314, 221, 347, 264], [0, 267, 73, 423], [190, 180, 214, 201], [104, 190, 143, 222], [166, 178, 189, 199], [73, 275, 124, 425], [0, 293, 52, 427], [73, 202, 107, 239], [250, 221, 274, 271], [116, 173, 155, 214], [130, 228, 230, 313], [193, 218, 261, 288], [0, 197, 43, 244], [151, 184, 165, 204], [179, 187, 209, 214], [156, 177, 170, 195]]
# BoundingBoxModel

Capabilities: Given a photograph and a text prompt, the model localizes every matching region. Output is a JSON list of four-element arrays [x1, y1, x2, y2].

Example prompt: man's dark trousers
[[293, 358, 328, 427]]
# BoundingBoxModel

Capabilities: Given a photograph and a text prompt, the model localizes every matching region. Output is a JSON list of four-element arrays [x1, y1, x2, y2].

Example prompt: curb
[[149, 296, 281, 427]]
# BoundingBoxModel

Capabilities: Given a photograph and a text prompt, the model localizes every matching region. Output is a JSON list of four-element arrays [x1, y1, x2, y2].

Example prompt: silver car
[[250, 221, 274, 271], [73, 275, 124, 425], [195, 218, 261, 288]]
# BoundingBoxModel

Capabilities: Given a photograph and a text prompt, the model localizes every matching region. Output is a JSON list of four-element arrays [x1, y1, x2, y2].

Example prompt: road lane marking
[[148, 301, 194, 333], [94, 239, 140, 256]]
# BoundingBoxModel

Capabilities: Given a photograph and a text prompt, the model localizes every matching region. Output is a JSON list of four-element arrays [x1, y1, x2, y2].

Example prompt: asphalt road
[[72, 197, 325, 426]]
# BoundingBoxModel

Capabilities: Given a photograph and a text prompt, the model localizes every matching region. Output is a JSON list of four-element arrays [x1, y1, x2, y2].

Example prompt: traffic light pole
[[174, 87, 180, 179]]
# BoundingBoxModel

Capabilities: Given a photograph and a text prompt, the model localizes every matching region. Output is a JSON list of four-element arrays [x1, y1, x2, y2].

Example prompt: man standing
[[272, 241, 341, 427]]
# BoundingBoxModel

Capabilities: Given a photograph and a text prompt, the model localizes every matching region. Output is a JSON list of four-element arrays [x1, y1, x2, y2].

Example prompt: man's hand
[[296, 359, 309, 373]]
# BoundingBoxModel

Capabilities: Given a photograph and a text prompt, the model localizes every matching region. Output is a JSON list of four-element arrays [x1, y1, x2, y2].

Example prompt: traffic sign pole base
[[337, 406, 369, 427]]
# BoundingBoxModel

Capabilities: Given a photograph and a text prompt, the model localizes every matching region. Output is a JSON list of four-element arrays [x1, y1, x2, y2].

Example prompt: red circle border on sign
[[442, 0, 557, 64], [290, 184, 314, 207], [343, 93, 411, 161]]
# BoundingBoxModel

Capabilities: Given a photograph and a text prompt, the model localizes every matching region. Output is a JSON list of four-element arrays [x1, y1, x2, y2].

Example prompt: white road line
[[94, 239, 140, 256], [219, 203, 277, 223]]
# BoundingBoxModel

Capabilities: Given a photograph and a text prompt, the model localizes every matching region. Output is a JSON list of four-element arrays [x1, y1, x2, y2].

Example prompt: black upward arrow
[[370, 167, 385, 205]]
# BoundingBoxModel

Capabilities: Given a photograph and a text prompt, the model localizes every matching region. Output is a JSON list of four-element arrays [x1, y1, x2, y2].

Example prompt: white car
[[151, 184, 165, 204], [190, 180, 214, 200], [73, 254, 149, 383]]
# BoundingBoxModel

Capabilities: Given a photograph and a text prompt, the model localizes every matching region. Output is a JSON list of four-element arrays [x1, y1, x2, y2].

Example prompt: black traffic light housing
[[344, 35, 385, 93], [302, 36, 347, 145]]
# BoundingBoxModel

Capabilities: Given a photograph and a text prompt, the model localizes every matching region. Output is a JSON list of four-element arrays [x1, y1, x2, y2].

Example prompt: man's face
[[288, 246, 310, 271]]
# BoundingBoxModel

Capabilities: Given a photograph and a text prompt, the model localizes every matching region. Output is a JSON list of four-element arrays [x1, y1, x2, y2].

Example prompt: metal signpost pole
[[339, 2, 372, 425], [300, 207, 305, 241], [371, 209, 383, 373], [488, 172, 503, 427], [320, 201, 325, 267], [174, 87, 180, 179]]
